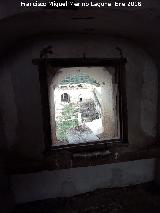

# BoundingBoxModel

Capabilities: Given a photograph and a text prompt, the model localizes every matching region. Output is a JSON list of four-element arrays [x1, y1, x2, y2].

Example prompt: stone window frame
[[33, 57, 128, 154]]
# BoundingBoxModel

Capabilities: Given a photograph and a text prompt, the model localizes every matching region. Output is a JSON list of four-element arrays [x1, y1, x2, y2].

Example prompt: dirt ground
[[14, 182, 160, 213]]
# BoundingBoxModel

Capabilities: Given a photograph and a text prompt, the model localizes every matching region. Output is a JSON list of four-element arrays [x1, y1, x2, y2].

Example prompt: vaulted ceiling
[[0, 0, 160, 64]]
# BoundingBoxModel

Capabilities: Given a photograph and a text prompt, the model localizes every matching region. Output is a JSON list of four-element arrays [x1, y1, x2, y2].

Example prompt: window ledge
[[7, 144, 160, 175]]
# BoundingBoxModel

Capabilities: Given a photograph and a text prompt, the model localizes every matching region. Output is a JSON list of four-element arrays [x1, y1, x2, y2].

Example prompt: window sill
[[7, 143, 160, 175]]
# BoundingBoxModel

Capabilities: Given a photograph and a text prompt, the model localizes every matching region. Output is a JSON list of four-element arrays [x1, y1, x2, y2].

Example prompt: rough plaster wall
[[0, 35, 158, 204], [3, 47, 45, 158], [0, 174, 15, 213], [0, 108, 15, 212], [11, 159, 155, 204], [0, 65, 18, 149], [125, 49, 158, 148], [141, 59, 158, 137], [0, 35, 158, 157], [0, 153, 14, 212]]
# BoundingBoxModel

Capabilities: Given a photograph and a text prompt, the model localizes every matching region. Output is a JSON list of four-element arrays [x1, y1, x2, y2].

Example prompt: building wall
[[0, 35, 157, 156], [0, 35, 158, 203], [52, 66, 117, 141], [11, 159, 155, 204], [0, 110, 15, 212]]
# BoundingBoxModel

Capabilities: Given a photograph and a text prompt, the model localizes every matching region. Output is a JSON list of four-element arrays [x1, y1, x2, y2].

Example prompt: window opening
[[47, 66, 120, 146]]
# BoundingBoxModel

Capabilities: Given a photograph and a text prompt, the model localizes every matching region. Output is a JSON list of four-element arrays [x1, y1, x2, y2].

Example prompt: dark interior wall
[[0, 110, 15, 212], [0, 0, 159, 208], [0, 172, 15, 213], [0, 35, 158, 160], [0, 45, 45, 159]]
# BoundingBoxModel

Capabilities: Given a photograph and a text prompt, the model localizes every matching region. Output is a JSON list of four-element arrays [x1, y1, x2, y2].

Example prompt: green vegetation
[[60, 74, 100, 86], [56, 103, 78, 141], [80, 100, 100, 122]]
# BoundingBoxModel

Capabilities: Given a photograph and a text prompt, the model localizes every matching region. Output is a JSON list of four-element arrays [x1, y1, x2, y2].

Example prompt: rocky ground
[[67, 124, 99, 144], [14, 182, 160, 213]]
